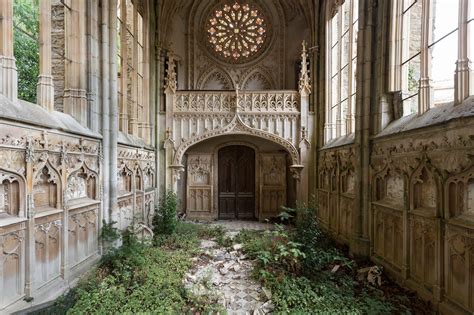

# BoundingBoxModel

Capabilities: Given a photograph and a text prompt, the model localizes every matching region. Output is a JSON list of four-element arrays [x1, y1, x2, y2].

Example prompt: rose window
[[205, 2, 269, 63]]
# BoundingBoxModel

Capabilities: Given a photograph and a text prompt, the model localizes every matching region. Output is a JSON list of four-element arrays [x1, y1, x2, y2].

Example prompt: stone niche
[[374, 168, 405, 208], [66, 166, 98, 202], [33, 166, 60, 211], [0, 171, 23, 217], [118, 166, 132, 196]]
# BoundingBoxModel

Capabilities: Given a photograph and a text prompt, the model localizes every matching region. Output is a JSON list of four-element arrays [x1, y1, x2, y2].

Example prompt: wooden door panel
[[218, 146, 255, 219]]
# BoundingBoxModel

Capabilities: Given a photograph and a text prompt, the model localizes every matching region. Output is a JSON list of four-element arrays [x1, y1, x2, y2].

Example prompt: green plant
[[100, 220, 121, 243], [153, 190, 179, 237]]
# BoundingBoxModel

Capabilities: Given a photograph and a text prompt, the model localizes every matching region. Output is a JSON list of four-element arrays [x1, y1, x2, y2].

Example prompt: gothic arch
[[240, 67, 276, 90], [66, 164, 99, 202], [173, 114, 300, 166], [197, 67, 234, 90], [0, 167, 27, 217]]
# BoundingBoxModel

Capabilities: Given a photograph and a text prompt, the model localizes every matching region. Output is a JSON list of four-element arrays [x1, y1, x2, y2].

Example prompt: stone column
[[454, 0, 471, 104], [109, 0, 119, 223], [63, 0, 88, 125], [163, 51, 177, 192], [0, 0, 17, 100], [37, 0, 54, 111], [418, 0, 431, 114], [24, 138, 35, 298], [298, 41, 311, 205]]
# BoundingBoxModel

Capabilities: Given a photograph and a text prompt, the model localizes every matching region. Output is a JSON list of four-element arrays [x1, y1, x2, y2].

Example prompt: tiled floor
[[184, 221, 274, 314]]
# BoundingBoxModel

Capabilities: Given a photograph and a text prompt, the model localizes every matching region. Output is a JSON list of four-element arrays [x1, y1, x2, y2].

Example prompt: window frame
[[325, 0, 359, 144], [389, 0, 473, 118]]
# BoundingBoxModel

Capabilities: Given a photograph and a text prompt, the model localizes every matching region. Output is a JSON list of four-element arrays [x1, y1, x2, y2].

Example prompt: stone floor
[[184, 221, 274, 315]]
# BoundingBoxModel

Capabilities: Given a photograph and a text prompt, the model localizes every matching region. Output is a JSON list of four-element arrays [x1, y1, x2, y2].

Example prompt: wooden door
[[218, 146, 255, 219]]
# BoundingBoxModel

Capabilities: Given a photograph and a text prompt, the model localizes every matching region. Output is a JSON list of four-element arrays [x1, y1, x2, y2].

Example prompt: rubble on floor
[[184, 236, 274, 314]]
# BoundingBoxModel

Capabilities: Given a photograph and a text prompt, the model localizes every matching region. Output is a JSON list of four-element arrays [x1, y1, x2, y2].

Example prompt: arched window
[[325, 0, 359, 143], [13, 0, 39, 103], [117, 0, 150, 143], [390, 0, 473, 117]]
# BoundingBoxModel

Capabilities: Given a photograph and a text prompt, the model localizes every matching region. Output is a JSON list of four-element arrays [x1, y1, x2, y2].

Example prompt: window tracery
[[205, 1, 269, 63]]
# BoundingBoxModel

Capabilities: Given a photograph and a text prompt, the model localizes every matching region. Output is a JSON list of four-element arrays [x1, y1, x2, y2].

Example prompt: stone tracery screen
[[205, 1, 269, 63]]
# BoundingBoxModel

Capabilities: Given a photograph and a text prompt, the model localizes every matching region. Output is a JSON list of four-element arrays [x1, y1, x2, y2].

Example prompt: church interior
[[0, 0, 473, 313]]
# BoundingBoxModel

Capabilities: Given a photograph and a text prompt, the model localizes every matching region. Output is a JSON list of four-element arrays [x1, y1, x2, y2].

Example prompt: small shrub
[[153, 190, 178, 237], [100, 220, 121, 243]]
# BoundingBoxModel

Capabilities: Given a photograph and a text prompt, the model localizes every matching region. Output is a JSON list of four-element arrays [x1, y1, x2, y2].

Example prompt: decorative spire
[[164, 50, 177, 93], [299, 40, 311, 96]]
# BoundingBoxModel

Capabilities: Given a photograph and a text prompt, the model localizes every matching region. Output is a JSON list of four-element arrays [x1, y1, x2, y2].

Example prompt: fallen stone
[[200, 240, 218, 249], [232, 264, 241, 272], [219, 268, 229, 275], [331, 264, 340, 273], [261, 300, 275, 313], [233, 243, 243, 251], [262, 287, 272, 300]]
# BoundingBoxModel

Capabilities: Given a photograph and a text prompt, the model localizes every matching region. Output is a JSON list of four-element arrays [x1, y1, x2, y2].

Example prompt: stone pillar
[[37, 0, 54, 111], [0, 0, 17, 100], [298, 41, 312, 205], [164, 51, 177, 192], [109, 0, 119, 222], [118, 0, 128, 134], [59, 145, 69, 280], [63, 0, 88, 125], [24, 138, 35, 298], [454, 0, 471, 104], [418, 0, 431, 114]]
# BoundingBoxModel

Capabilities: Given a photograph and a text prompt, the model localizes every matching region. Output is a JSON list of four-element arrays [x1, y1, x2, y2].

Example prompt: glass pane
[[331, 43, 339, 75], [401, 54, 420, 98], [332, 74, 339, 106], [351, 93, 356, 133], [331, 106, 338, 127], [352, 21, 358, 59], [430, 0, 459, 44], [352, 58, 357, 94], [138, 46, 143, 75], [430, 30, 457, 104], [331, 12, 339, 46], [403, 0, 417, 11], [469, 21, 474, 63], [138, 13, 144, 45], [403, 94, 418, 116], [402, 0, 422, 61], [126, 0, 134, 32], [343, 1, 351, 32], [341, 32, 350, 67], [341, 66, 349, 101], [470, 0, 474, 19], [353, 0, 359, 22], [340, 99, 348, 136]]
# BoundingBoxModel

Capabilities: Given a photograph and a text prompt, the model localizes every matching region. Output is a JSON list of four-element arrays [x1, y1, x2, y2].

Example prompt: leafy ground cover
[[30, 222, 226, 314], [234, 205, 433, 314]]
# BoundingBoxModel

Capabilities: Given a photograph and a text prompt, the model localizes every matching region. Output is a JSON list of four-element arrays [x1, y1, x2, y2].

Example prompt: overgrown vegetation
[[14, 0, 39, 103], [31, 221, 225, 314], [238, 203, 424, 314], [152, 190, 178, 237]]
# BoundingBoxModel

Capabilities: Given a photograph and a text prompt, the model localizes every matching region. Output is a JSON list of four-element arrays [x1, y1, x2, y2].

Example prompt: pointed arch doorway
[[218, 145, 256, 219]]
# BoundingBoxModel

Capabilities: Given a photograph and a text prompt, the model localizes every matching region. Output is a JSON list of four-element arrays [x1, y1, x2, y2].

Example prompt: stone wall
[[313, 0, 474, 313], [0, 115, 101, 311]]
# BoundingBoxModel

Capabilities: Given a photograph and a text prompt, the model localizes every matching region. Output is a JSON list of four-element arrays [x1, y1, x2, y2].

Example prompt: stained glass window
[[205, 2, 269, 63]]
